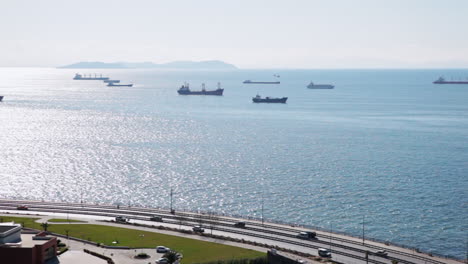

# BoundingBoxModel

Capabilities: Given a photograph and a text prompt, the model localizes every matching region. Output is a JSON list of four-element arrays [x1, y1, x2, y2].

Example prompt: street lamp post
[[362, 215, 365, 245]]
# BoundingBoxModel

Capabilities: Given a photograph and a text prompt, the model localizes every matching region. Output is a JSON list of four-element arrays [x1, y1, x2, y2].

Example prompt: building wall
[[0, 247, 35, 264], [0, 237, 56, 264]]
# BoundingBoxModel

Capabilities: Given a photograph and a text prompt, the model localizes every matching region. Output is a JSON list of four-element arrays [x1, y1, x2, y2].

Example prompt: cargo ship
[[177, 82, 224, 96], [73, 73, 109, 80], [307, 81, 334, 89], [104, 80, 120, 83], [107, 83, 133, 87], [433, 77, 468, 84], [243, 80, 280, 84], [252, 94, 287, 103]]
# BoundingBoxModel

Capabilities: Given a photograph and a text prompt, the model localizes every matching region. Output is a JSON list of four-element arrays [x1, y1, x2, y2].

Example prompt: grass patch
[[48, 218, 86, 223], [48, 224, 264, 263], [0, 216, 42, 229]]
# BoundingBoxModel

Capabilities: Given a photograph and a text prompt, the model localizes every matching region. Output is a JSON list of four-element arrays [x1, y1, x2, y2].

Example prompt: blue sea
[[0, 68, 467, 259]]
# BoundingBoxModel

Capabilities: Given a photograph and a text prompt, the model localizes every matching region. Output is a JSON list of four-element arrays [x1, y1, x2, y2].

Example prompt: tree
[[163, 250, 179, 264], [41, 222, 49, 232]]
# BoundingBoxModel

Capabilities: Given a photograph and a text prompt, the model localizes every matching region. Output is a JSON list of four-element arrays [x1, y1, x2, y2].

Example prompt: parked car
[[156, 257, 169, 264], [297, 231, 316, 239], [16, 205, 28, 210], [115, 216, 128, 223], [156, 246, 169, 253], [375, 250, 388, 257], [234, 221, 246, 228], [150, 216, 163, 222], [318, 248, 331, 258], [192, 226, 205, 233]]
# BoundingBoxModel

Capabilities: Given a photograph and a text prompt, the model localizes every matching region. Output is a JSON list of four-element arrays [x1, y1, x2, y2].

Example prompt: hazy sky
[[2, 0, 468, 68]]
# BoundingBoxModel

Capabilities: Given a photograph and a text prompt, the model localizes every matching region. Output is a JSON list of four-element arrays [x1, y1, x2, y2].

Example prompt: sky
[[1, 0, 468, 68]]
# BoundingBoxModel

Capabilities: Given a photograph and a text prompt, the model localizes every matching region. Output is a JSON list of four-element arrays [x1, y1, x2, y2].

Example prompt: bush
[[135, 252, 150, 259]]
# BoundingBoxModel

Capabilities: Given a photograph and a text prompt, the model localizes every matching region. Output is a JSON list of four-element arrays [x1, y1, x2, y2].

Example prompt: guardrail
[[0, 199, 457, 264]]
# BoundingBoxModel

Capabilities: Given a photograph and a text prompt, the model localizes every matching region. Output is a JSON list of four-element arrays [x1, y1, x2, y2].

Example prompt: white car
[[156, 258, 169, 264], [156, 246, 169, 253]]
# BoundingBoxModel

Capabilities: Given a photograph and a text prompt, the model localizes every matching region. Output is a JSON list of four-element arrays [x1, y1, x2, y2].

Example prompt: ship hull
[[433, 81, 468, 84], [244, 81, 280, 84], [307, 85, 334, 89], [252, 97, 287, 103], [74, 77, 110, 80], [178, 89, 224, 96], [108, 84, 133, 87]]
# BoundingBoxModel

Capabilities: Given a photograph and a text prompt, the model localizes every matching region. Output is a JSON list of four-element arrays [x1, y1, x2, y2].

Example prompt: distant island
[[59, 60, 237, 70]]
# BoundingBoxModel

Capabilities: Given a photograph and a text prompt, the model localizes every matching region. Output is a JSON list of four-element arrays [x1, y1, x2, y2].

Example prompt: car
[[16, 205, 28, 210], [192, 226, 205, 233], [318, 248, 331, 258], [156, 246, 169, 253], [115, 216, 128, 223], [234, 221, 246, 228], [375, 250, 388, 257], [150, 216, 163, 222], [156, 258, 169, 264], [297, 231, 316, 239]]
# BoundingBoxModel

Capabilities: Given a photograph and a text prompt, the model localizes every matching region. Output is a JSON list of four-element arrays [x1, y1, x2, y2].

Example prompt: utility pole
[[329, 222, 333, 250]]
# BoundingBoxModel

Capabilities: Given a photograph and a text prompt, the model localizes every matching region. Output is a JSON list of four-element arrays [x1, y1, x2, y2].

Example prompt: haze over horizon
[[2, 0, 468, 69]]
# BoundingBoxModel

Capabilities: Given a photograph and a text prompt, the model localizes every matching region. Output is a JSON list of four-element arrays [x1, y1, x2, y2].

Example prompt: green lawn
[[0, 216, 264, 263], [0, 216, 42, 229], [49, 224, 264, 263], [47, 218, 86, 223]]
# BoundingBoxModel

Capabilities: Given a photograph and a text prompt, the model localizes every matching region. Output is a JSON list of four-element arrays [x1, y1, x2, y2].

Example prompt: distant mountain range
[[59, 60, 237, 69]]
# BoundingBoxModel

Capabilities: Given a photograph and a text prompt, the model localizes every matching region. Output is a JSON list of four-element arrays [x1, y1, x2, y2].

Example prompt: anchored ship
[[243, 80, 280, 84], [433, 76, 468, 84], [107, 83, 133, 87], [177, 82, 224, 96], [252, 94, 287, 103], [307, 81, 334, 89], [73, 73, 109, 80]]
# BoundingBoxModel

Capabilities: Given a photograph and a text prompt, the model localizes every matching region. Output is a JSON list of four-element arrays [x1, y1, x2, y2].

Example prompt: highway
[[0, 199, 459, 264]]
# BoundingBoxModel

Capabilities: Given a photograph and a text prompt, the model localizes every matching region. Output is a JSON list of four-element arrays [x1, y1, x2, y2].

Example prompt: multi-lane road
[[0, 199, 460, 264]]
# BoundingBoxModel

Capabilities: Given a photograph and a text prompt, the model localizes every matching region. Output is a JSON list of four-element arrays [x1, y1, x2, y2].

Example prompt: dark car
[[234, 222, 246, 228], [192, 226, 205, 233], [16, 205, 28, 210], [375, 250, 388, 257], [115, 216, 128, 223], [150, 216, 163, 222], [297, 231, 316, 239]]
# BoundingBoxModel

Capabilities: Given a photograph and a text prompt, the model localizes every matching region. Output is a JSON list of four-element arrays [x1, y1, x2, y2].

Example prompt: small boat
[[104, 80, 120, 83], [433, 76, 468, 84], [0, 96, 3, 102], [177, 82, 224, 96], [307, 81, 334, 89], [107, 83, 133, 87], [252, 94, 287, 103], [73, 73, 109, 80], [243, 80, 280, 84]]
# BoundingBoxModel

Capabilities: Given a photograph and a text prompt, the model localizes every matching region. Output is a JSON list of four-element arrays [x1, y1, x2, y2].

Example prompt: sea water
[[0, 68, 467, 259]]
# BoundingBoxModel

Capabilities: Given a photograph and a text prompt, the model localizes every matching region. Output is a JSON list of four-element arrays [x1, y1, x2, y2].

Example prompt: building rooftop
[[0, 226, 18, 233]]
